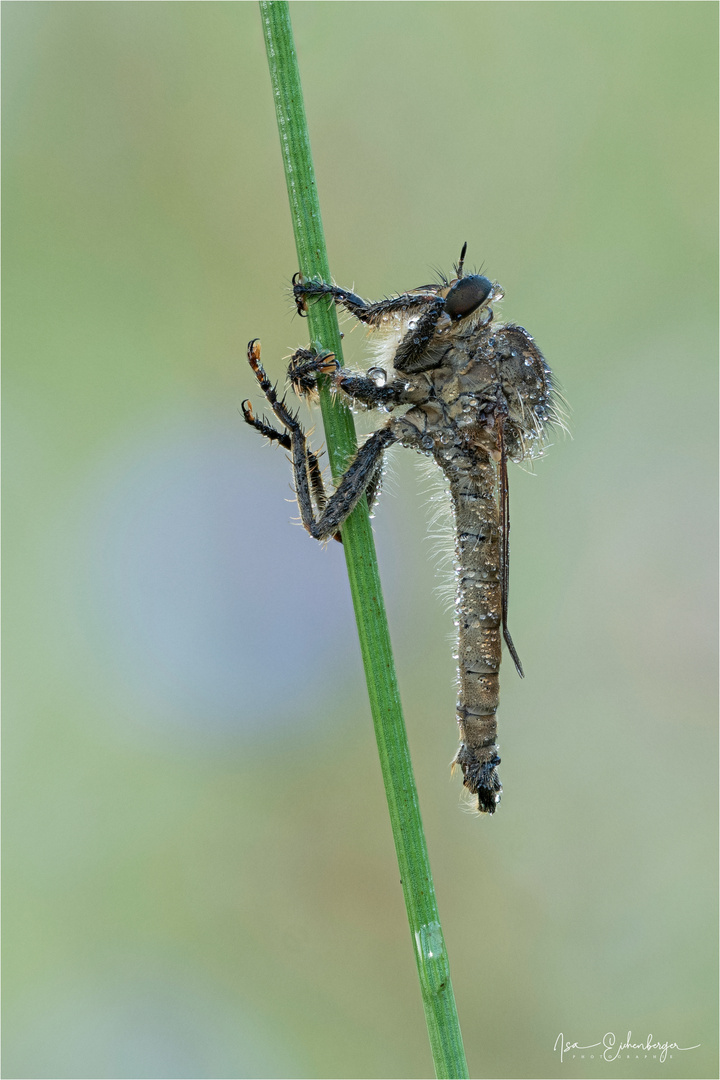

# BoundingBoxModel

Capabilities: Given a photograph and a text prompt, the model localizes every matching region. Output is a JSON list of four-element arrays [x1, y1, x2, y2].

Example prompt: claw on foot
[[247, 338, 262, 369], [288, 349, 339, 397], [292, 272, 308, 316], [315, 352, 338, 375]]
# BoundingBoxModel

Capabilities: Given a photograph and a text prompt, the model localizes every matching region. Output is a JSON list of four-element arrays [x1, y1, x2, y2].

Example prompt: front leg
[[391, 295, 449, 373], [246, 340, 397, 541], [293, 273, 441, 327], [288, 349, 411, 409]]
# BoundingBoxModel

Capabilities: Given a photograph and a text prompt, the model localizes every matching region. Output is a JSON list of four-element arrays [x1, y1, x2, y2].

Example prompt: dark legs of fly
[[292, 273, 439, 326], [242, 340, 397, 540], [293, 276, 449, 375], [241, 357, 330, 525], [287, 350, 407, 410]]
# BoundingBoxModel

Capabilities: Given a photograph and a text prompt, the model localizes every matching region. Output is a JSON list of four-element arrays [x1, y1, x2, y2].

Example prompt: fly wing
[[498, 415, 524, 678]]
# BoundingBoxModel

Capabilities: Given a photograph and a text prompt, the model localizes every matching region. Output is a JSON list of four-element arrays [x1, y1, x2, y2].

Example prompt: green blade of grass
[[258, 4, 468, 1076]]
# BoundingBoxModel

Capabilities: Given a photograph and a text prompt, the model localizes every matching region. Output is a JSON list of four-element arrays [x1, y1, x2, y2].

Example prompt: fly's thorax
[[427, 357, 497, 427], [392, 400, 481, 460], [488, 323, 554, 457]]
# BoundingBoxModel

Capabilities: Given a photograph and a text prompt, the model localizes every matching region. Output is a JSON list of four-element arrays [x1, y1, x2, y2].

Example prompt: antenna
[[456, 242, 468, 278]]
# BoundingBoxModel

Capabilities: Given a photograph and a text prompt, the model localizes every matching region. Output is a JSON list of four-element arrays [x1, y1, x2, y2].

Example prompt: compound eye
[[444, 275, 493, 320]]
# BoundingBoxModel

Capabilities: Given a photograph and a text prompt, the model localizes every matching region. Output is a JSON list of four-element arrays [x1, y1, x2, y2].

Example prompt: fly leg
[[245, 339, 397, 541], [287, 349, 411, 409], [293, 274, 449, 374], [296, 423, 397, 539], [287, 348, 400, 516], [285, 347, 338, 398], [293, 274, 441, 327], [242, 344, 332, 532], [390, 296, 449, 374]]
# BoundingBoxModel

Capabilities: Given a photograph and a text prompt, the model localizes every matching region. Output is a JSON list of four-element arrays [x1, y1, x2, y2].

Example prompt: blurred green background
[[3, 2, 717, 1078]]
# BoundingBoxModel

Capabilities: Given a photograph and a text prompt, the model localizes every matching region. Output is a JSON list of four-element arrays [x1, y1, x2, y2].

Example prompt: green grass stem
[[259, 4, 469, 1076]]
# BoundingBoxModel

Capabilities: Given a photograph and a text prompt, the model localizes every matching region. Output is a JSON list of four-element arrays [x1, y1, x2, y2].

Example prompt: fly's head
[[436, 242, 503, 335], [392, 245, 503, 377], [443, 274, 501, 324]]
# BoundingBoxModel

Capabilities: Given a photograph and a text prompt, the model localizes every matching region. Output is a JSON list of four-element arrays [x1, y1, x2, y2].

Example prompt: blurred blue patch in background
[[76, 409, 361, 738]]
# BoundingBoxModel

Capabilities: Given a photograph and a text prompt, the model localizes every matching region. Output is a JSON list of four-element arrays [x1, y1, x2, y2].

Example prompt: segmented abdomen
[[447, 456, 503, 813]]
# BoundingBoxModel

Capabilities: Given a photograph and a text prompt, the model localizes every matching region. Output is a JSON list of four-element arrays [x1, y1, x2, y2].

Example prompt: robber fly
[[242, 245, 561, 812]]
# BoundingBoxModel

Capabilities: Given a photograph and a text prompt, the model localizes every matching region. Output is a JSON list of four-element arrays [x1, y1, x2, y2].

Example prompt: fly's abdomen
[[450, 474, 503, 813]]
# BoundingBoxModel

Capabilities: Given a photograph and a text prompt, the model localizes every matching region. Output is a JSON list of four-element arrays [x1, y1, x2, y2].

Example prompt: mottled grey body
[[386, 319, 553, 811], [243, 250, 558, 812]]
